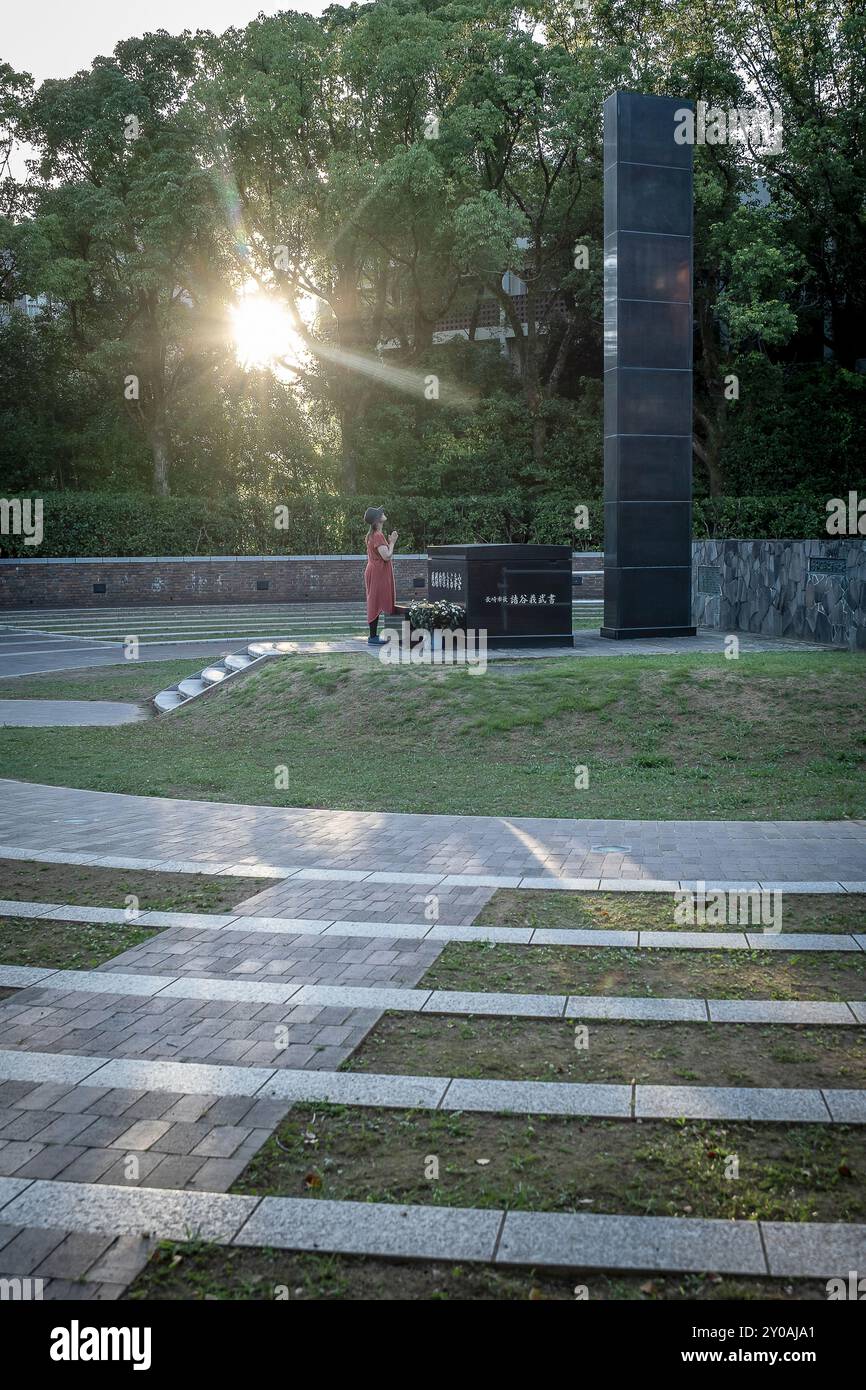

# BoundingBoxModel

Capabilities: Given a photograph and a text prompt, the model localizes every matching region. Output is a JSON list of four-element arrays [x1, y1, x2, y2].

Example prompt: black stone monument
[[427, 544, 573, 647], [602, 90, 697, 638]]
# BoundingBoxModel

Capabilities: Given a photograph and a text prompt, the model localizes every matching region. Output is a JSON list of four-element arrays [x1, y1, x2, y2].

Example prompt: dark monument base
[[427, 544, 573, 648], [601, 625, 697, 640]]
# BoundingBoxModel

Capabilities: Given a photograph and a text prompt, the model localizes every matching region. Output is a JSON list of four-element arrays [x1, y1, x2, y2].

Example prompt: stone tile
[[151, 1122, 213, 1155], [442, 1078, 631, 1117], [234, 1195, 501, 1261], [0, 900, 64, 918], [33, 1231, 116, 1280], [136, 911, 240, 929], [423, 990, 565, 1018], [45, 906, 132, 924], [324, 921, 430, 941], [0, 1176, 34, 1212], [55, 1149, 119, 1183], [83, 1234, 158, 1284], [565, 995, 706, 1022], [230, 918, 328, 936], [427, 926, 533, 944], [2, 1179, 259, 1242], [145, 1156, 206, 1189], [296, 985, 430, 1012], [496, 1211, 767, 1274], [518, 877, 600, 891], [113, 1119, 173, 1151], [156, 978, 298, 1005], [0, 1225, 67, 1274], [531, 929, 639, 947], [639, 932, 749, 950], [46, 970, 173, 997], [187, 1157, 252, 1191], [190, 1126, 253, 1159], [849, 1001, 866, 1023], [363, 872, 445, 886], [0, 1051, 107, 1086], [88, 1059, 275, 1097], [0, 1142, 45, 1175], [744, 933, 858, 952], [635, 1085, 829, 1123], [598, 879, 680, 893], [821, 1090, 866, 1123], [26, 1113, 98, 1145], [0, 965, 59, 988], [260, 1069, 450, 1110], [842, 884, 866, 895], [706, 999, 856, 1024], [759, 881, 843, 893], [762, 1221, 866, 1277], [439, 875, 521, 889]]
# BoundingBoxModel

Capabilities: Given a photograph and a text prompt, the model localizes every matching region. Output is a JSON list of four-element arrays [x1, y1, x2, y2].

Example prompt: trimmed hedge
[[0, 490, 840, 558]]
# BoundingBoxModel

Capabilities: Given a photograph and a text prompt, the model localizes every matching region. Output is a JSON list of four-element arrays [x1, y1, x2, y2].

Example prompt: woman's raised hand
[[389, 530, 398, 545]]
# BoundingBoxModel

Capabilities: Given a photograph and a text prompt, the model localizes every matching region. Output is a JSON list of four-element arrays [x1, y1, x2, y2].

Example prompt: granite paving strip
[[9, 1177, 863, 1277], [564, 996, 708, 1022], [821, 1090, 866, 1123], [0, 965, 60, 988], [1, 1052, 862, 1124], [3, 900, 863, 953], [258, 1069, 451, 1110], [635, 1085, 831, 1123], [440, 1078, 632, 1117], [495, 1210, 768, 1275], [4, 969, 866, 1024], [761, 1222, 866, 1279], [0, 1050, 108, 1084], [1, 1179, 259, 1243], [234, 1195, 503, 1262], [706, 999, 858, 1024], [421, 989, 567, 1018]]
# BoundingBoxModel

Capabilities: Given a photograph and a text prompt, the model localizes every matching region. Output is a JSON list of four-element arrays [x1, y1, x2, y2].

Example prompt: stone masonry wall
[[692, 538, 866, 650]]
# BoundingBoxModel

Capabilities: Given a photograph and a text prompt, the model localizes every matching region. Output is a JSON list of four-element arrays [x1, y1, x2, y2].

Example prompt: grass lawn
[[418, 940, 866, 1001], [0, 859, 271, 912], [0, 916, 160, 970], [345, 1015, 866, 1088], [0, 649, 863, 819], [0, 659, 213, 703], [230, 1104, 866, 1224], [479, 890, 866, 934]]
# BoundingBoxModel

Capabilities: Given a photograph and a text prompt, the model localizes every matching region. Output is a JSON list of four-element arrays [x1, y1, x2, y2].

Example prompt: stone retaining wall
[[692, 538, 866, 650]]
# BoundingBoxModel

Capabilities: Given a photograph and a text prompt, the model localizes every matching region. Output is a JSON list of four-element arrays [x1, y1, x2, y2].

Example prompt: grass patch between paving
[[0, 650, 864, 818], [420, 941, 866, 1001], [0, 660, 217, 703], [231, 1105, 866, 1224], [124, 1242, 827, 1301], [0, 915, 160, 970], [344, 1015, 866, 1089], [477, 890, 866, 936], [0, 859, 273, 913]]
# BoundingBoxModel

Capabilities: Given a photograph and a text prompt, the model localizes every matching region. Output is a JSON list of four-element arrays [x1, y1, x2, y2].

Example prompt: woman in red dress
[[364, 506, 398, 645]]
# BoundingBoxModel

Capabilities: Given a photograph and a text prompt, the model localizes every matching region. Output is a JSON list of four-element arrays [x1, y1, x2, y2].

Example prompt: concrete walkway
[[0, 700, 148, 727], [1, 779, 864, 884]]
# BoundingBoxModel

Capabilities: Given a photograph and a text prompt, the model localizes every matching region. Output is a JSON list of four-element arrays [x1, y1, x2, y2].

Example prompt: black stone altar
[[427, 544, 573, 647], [602, 90, 697, 639]]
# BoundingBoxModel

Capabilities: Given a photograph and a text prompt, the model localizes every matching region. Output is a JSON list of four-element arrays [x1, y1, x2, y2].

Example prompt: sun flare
[[230, 293, 303, 371]]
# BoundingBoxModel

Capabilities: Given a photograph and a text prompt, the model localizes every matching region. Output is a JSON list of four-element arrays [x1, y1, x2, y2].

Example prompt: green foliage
[[0, 490, 839, 558]]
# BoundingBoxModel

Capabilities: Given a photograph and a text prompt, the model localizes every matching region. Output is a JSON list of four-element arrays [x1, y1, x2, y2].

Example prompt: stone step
[[152, 689, 187, 712]]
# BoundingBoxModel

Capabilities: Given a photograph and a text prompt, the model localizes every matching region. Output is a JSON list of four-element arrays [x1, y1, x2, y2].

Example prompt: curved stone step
[[200, 665, 230, 684], [153, 689, 187, 712], [177, 677, 209, 698], [223, 653, 254, 671]]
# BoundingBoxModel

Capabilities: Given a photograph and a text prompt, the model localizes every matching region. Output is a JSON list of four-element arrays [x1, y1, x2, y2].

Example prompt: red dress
[[365, 529, 396, 622]]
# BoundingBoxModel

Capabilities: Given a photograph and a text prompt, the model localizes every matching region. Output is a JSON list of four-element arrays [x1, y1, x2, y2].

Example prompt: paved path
[[0, 700, 148, 727], [2, 779, 864, 884]]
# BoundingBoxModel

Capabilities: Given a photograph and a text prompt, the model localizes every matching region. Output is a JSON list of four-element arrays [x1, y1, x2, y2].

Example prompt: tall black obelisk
[[601, 91, 696, 639]]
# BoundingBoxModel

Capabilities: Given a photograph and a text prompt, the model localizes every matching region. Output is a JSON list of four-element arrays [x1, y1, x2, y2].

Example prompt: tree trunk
[[149, 421, 171, 497]]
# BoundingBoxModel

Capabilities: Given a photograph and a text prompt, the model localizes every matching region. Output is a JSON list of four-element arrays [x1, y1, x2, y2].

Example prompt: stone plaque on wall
[[698, 566, 722, 595]]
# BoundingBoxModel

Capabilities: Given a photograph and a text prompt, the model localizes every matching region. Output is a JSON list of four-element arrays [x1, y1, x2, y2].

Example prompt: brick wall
[[0, 552, 605, 610], [0, 555, 430, 609]]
